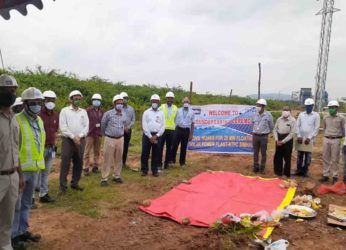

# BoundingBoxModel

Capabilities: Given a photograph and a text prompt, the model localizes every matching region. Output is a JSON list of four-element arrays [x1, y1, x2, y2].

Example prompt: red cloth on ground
[[139, 172, 290, 227], [318, 181, 346, 195]]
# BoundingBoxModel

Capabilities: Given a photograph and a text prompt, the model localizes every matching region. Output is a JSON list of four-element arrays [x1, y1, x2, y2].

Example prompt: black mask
[[0, 92, 16, 107]]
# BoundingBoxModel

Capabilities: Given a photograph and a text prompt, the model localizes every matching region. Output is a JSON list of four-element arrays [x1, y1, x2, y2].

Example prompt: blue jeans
[[12, 171, 38, 238], [343, 145, 346, 181], [36, 147, 54, 197]]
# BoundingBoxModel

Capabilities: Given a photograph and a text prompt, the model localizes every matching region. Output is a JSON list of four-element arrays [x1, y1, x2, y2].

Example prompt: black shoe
[[31, 198, 37, 210], [39, 194, 55, 203], [253, 167, 259, 173], [19, 231, 41, 242], [100, 180, 108, 187], [12, 238, 26, 250], [152, 172, 159, 177], [92, 166, 99, 173], [83, 169, 90, 176], [302, 172, 310, 178], [141, 172, 148, 176], [58, 187, 67, 195], [293, 172, 303, 176], [319, 176, 329, 183], [332, 177, 338, 184], [71, 185, 84, 191], [113, 177, 123, 184], [34, 187, 40, 193]]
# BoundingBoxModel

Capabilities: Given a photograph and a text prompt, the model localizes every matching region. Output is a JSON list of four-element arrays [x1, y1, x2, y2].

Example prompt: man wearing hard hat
[[35, 90, 59, 203], [252, 99, 274, 173], [141, 94, 165, 177], [120, 92, 135, 168], [83, 93, 104, 176], [158, 91, 178, 170], [100, 94, 127, 186], [294, 98, 320, 177], [320, 100, 345, 183], [12, 87, 46, 248], [11, 97, 24, 114], [0, 75, 25, 250], [59, 90, 89, 194]]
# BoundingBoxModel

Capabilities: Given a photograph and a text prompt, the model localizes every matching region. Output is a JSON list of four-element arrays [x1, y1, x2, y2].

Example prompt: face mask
[[0, 92, 16, 107], [115, 104, 123, 110], [328, 108, 337, 116], [305, 105, 313, 114], [167, 101, 172, 107], [28, 105, 42, 115], [123, 99, 128, 105], [152, 103, 158, 109], [73, 100, 81, 107], [256, 106, 262, 113], [45, 102, 55, 110], [282, 111, 290, 118], [183, 103, 189, 108], [92, 100, 101, 107]]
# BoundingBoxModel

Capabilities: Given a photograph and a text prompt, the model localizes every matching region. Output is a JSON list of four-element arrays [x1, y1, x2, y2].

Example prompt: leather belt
[[253, 133, 269, 136], [324, 136, 342, 139], [0, 168, 16, 175], [106, 135, 123, 139]]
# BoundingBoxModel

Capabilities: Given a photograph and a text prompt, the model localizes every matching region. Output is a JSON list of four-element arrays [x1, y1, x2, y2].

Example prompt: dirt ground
[[28, 140, 346, 250]]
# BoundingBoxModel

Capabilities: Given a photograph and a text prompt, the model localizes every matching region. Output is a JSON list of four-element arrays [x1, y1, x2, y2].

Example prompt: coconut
[[182, 217, 190, 225], [142, 200, 151, 207]]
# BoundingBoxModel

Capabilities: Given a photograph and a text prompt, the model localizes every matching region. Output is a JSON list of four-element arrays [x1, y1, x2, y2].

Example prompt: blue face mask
[[92, 100, 101, 107], [115, 104, 123, 110], [28, 104, 42, 115], [305, 105, 313, 114]]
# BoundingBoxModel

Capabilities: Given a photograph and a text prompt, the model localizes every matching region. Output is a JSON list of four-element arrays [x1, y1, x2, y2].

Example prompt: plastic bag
[[318, 181, 346, 195], [264, 239, 289, 250]]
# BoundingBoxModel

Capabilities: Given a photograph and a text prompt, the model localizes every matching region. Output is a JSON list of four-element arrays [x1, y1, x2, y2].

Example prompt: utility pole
[[0, 48, 4, 70], [258, 62, 261, 99], [189, 81, 193, 102], [314, 0, 340, 112]]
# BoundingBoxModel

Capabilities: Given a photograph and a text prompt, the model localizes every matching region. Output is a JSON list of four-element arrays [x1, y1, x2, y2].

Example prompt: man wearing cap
[[59, 90, 89, 193], [141, 94, 165, 177], [11, 97, 23, 114], [35, 90, 59, 203], [158, 91, 178, 170], [273, 106, 296, 178], [12, 87, 45, 248], [120, 92, 135, 167], [171, 97, 195, 167], [100, 95, 127, 186], [0, 75, 25, 250], [295, 98, 320, 177], [83, 93, 104, 176], [320, 101, 345, 183], [252, 99, 274, 173]]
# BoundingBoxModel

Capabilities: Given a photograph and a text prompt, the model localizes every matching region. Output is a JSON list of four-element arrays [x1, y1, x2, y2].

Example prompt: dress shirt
[[323, 114, 345, 137], [175, 107, 195, 129], [252, 111, 274, 134], [123, 104, 135, 129], [142, 108, 165, 138], [0, 110, 19, 171], [39, 107, 59, 146], [101, 109, 126, 138], [273, 116, 296, 143], [23, 110, 44, 153], [296, 111, 320, 140], [59, 105, 89, 139], [86, 106, 104, 137]]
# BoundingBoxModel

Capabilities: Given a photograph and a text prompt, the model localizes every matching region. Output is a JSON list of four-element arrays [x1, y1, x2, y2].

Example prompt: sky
[[1, 0, 346, 99]]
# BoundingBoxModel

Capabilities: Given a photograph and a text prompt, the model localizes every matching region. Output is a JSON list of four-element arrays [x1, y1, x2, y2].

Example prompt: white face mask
[[45, 102, 55, 110], [256, 106, 262, 113], [183, 103, 189, 108], [152, 103, 159, 109], [282, 111, 290, 118], [92, 100, 101, 107]]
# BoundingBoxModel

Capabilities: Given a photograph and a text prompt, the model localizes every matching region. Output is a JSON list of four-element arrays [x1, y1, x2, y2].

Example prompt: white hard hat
[[120, 92, 128, 98], [150, 94, 160, 101], [112, 94, 123, 103], [0, 74, 18, 87], [92, 93, 102, 100], [12, 97, 23, 107], [43, 90, 57, 99], [69, 90, 83, 99], [256, 98, 267, 106], [165, 91, 175, 98], [21, 87, 44, 101], [304, 98, 314, 105], [327, 100, 339, 107]]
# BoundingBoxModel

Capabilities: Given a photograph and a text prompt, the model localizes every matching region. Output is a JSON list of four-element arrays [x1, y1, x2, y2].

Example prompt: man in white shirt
[[59, 90, 89, 194], [295, 98, 320, 177], [141, 94, 165, 177]]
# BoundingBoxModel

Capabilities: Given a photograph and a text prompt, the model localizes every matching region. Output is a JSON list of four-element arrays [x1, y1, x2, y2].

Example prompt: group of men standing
[[252, 97, 346, 184]]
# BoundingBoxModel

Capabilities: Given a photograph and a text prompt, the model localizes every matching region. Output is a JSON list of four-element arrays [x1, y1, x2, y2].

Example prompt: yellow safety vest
[[160, 104, 178, 130], [17, 112, 46, 172]]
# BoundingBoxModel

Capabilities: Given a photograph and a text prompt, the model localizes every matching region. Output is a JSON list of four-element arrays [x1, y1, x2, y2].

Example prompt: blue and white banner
[[188, 104, 255, 154]]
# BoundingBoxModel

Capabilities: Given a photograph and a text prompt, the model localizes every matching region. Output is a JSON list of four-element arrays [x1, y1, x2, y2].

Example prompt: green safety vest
[[160, 104, 178, 130], [17, 112, 46, 172]]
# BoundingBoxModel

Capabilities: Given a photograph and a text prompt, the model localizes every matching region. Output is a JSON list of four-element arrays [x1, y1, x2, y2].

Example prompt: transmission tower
[[314, 0, 340, 112]]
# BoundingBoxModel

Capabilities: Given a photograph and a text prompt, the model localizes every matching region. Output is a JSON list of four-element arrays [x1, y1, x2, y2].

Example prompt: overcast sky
[[1, 0, 346, 99]]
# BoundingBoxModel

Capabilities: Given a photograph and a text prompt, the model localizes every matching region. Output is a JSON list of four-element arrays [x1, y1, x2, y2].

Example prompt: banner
[[188, 104, 255, 154]]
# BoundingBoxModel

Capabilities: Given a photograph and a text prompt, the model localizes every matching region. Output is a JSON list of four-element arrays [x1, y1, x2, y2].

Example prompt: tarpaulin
[[139, 172, 295, 238]]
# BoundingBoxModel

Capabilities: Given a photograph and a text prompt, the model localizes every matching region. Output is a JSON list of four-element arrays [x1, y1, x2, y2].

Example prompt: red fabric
[[86, 106, 104, 137], [139, 172, 289, 227], [39, 107, 59, 146], [318, 181, 346, 195]]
